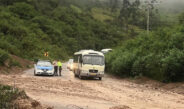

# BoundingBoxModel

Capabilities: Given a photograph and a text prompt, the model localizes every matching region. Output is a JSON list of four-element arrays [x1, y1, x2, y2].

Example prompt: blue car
[[34, 60, 54, 76]]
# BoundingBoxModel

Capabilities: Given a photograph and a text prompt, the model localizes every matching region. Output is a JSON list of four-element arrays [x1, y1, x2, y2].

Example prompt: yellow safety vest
[[58, 62, 62, 67]]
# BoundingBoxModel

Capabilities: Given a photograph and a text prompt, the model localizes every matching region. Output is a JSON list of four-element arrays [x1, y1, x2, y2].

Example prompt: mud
[[0, 64, 184, 109]]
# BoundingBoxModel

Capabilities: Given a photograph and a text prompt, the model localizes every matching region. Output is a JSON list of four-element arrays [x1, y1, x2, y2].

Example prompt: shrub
[[0, 39, 20, 55], [0, 84, 27, 109], [9, 2, 37, 19], [106, 26, 184, 82], [9, 59, 22, 68], [161, 48, 184, 82], [0, 49, 9, 65]]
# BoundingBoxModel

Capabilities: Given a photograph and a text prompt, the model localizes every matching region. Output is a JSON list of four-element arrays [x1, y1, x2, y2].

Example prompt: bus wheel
[[99, 77, 102, 80], [74, 70, 78, 77], [74, 73, 78, 77], [34, 70, 37, 76], [79, 74, 83, 80]]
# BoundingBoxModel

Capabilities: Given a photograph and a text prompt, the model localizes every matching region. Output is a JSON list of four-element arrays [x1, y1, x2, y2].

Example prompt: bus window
[[83, 55, 104, 65]]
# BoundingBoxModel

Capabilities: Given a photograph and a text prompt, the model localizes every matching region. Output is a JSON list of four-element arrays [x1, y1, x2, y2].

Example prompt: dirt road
[[0, 64, 184, 109]]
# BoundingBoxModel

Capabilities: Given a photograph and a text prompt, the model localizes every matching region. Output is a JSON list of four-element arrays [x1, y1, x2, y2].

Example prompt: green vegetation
[[91, 8, 113, 22], [106, 23, 184, 82], [0, 49, 9, 65], [0, 0, 127, 62], [9, 59, 22, 67], [0, 0, 164, 62], [0, 48, 21, 68], [0, 84, 27, 108]]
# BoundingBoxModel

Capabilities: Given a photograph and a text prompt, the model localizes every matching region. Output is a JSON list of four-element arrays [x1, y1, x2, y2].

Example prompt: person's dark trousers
[[54, 66, 58, 76], [59, 66, 62, 76]]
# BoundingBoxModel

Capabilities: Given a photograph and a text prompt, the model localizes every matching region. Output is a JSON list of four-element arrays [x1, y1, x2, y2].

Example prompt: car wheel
[[73, 70, 76, 77], [79, 74, 82, 79], [74, 73, 78, 77], [79, 73, 84, 80], [74, 71, 78, 77], [99, 77, 102, 80]]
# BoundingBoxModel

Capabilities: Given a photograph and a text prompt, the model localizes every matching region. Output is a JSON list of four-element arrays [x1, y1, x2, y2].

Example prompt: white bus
[[73, 50, 105, 80], [101, 48, 112, 54]]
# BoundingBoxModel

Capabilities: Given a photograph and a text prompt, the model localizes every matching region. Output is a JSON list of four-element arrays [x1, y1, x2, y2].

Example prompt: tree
[[129, 0, 141, 25], [179, 12, 184, 24], [119, 0, 134, 31], [144, 0, 161, 30], [109, 0, 119, 12], [0, 0, 27, 6], [9, 2, 37, 19]]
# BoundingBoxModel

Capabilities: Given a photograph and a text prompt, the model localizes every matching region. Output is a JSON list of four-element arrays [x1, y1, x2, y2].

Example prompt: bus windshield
[[83, 55, 104, 65]]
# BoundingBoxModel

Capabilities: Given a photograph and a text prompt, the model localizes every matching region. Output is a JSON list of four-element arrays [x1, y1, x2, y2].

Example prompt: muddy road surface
[[0, 64, 184, 109]]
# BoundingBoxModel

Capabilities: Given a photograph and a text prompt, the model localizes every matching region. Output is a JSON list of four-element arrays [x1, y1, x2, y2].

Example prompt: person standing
[[53, 60, 58, 76], [57, 60, 62, 76]]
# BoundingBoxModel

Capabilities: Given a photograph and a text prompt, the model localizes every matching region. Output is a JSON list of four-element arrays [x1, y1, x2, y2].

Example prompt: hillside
[[0, 0, 180, 62], [0, 0, 127, 62]]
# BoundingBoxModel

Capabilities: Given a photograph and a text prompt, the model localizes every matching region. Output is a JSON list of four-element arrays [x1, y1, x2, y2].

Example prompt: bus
[[73, 50, 105, 80], [101, 48, 112, 54]]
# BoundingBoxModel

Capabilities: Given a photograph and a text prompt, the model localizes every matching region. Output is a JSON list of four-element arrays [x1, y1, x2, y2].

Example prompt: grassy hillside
[[91, 7, 115, 22], [0, 0, 127, 63], [0, 0, 173, 63]]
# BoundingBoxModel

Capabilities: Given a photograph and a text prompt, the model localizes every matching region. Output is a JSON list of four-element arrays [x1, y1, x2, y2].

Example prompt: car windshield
[[37, 61, 52, 66], [83, 55, 104, 65]]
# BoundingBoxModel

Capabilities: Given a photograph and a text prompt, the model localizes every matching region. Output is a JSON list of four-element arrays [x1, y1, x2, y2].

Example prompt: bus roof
[[74, 50, 104, 56], [101, 48, 112, 52]]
